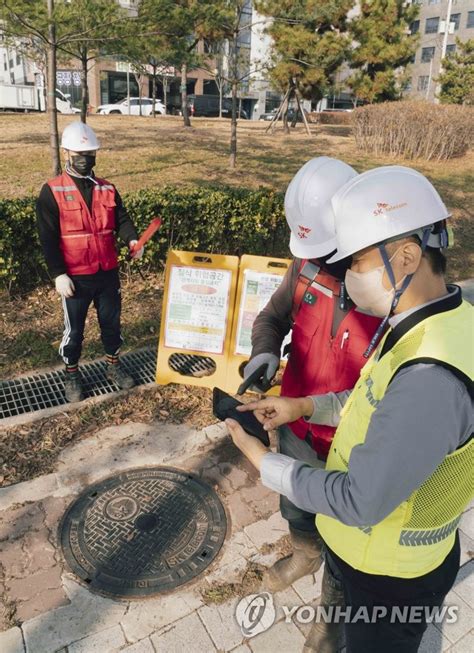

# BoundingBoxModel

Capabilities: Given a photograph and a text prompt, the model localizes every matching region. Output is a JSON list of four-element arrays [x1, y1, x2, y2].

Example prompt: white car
[[96, 97, 165, 116]]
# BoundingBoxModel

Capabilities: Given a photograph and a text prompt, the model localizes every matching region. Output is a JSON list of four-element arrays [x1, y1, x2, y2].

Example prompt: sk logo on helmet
[[298, 225, 312, 239], [373, 201, 408, 216]]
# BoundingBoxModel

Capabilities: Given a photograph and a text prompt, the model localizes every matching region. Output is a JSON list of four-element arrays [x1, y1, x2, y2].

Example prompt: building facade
[[407, 0, 474, 101]]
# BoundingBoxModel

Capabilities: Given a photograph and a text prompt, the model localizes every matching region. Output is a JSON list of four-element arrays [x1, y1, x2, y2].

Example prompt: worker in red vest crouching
[[36, 122, 144, 402], [241, 157, 382, 650]]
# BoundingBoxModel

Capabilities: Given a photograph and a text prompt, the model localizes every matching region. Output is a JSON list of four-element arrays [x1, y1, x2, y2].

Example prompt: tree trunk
[[152, 65, 157, 118], [80, 51, 88, 123], [290, 87, 298, 128], [137, 74, 142, 116], [219, 78, 223, 118], [181, 62, 191, 127], [163, 76, 168, 115], [282, 91, 290, 135], [229, 77, 238, 168], [47, 0, 60, 176], [229, 26, 239, 168]]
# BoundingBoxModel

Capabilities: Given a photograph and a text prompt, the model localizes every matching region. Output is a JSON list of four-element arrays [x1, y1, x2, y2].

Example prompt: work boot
[[303, 564, 345, 653], [105, 362, 135, 389], [64, 370, 84, 403], [262, 526, 324, 592]]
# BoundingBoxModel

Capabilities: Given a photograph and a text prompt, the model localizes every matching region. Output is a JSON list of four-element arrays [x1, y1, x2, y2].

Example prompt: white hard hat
[[61, 121, 100, 151], [285, 157, 358, 259], [328, 165, 450, 262]]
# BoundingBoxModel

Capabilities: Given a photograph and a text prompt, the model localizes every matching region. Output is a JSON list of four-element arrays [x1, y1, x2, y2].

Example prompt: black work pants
[[59, 269, 123, 365], [325, 533, 460, 653]]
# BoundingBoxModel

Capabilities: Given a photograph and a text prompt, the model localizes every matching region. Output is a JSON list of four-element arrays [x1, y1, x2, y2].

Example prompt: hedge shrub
[[0, 185, 288, 294], [308, 111, 353, 126], [353, 101, 474, 161]]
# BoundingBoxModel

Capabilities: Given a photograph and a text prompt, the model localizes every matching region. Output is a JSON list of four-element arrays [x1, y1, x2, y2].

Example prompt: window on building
[[421, 46, 436, 62], [417, 75, 429, 91], [404, 79, 413, 92], [410, 19, 420, 34], [425, 17, 440, 33], [445, 44, 456, 57], [9, 58, 13, 69], [467, 11, 474, 28], [450, 13, 460, 30], [428, 0, 439, 5], [16, 53, 21, 65], [3, 57, 7, 71]]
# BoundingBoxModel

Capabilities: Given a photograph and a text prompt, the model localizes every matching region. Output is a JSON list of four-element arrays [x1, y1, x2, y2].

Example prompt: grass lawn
[[0, 113, 472, 487], [0, 112, 473, 380]]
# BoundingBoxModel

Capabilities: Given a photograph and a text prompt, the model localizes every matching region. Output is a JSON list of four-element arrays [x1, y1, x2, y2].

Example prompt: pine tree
[[347, 0, 419, 104], [438, 38, 474, 105], [257, 0, 354, 121]]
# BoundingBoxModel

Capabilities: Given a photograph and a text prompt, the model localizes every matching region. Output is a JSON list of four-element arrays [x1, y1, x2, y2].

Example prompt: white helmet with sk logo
[[328, 165, 450, 262], [61, 121, 100, 151], [285, 156, 357, 259]]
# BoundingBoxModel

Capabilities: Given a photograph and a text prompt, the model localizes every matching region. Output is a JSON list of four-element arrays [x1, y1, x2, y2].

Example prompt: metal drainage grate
[[168, 352, 216, 378], [0, 348, 156, 420], [59, 467, 227, 598]]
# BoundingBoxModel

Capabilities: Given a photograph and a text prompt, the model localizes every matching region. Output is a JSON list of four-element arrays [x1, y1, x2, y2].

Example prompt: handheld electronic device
[[213, 387, 270, 447]]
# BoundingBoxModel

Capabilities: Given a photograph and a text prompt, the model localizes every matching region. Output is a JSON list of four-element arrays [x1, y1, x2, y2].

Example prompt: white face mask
[[345, 249, 406, 317]]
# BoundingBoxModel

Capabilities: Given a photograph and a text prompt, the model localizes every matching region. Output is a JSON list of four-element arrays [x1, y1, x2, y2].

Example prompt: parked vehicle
[[0, 84, 78, 113], [96, 97, 166, 116], [259, 107, 307, 122], [54, 89, 80, 114], [187, 95, 248, 119]]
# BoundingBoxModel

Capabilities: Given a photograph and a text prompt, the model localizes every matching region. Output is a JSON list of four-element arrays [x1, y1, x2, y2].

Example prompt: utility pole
[[47, 0, 61, 175], [435, 0, 453, 103]]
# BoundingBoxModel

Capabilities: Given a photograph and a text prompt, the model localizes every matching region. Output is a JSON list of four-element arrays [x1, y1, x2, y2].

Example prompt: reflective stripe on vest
[[281, 259, 382, 458], [316, 299, 474, 578]]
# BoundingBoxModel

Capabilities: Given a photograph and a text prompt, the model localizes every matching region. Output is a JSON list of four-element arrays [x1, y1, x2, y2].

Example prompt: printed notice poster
[[235, 270, 285, 356], [165, 265, 232, 354]]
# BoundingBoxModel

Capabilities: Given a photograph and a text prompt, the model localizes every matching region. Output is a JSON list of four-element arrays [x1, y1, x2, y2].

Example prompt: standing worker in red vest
[[36, 122, 144, 402], [241, 157, 381, 648]]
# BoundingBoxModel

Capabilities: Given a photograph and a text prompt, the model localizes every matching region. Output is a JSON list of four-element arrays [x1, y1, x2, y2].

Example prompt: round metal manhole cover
[[59, 467, 227, 598]]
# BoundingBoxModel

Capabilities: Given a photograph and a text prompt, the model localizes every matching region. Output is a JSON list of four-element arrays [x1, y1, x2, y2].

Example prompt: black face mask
[[71, 154, 96, 176], [313, 252, 352, 281]]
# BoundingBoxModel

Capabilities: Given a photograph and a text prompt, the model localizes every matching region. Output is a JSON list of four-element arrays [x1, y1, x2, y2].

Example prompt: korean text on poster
[[235, 270, 284, 356], [165, 266, 232, 354]]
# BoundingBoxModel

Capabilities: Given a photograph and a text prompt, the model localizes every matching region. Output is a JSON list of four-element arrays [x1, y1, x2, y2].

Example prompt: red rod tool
[[129, 217, 162, 257]]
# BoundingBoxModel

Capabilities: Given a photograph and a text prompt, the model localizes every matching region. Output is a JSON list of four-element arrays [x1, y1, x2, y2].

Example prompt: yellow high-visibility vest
[[317, 298, 473, 578]]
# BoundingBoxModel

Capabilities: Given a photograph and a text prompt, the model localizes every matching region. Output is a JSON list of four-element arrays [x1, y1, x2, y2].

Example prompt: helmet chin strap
[[363, 227, 432, 359]]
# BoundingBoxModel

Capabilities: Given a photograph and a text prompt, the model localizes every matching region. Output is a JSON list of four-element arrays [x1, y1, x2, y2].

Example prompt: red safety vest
[[280, 260, 382, 459], [48, 172, 118, 275]]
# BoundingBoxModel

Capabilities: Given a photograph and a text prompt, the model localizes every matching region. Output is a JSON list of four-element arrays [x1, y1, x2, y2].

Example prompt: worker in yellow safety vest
[[227, 165, 473, 653]]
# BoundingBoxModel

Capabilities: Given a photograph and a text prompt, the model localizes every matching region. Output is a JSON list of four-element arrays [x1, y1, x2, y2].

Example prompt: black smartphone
[[213, 387, 270, 447]]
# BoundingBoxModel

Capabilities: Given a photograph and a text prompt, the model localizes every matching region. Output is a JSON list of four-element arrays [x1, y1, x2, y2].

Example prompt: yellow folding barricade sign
[[226, 254, 291, 394], [156, 250, 239, 391]]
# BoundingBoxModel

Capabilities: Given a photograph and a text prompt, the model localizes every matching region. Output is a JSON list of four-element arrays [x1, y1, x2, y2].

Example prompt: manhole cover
[[59, 467, 227, 598]]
